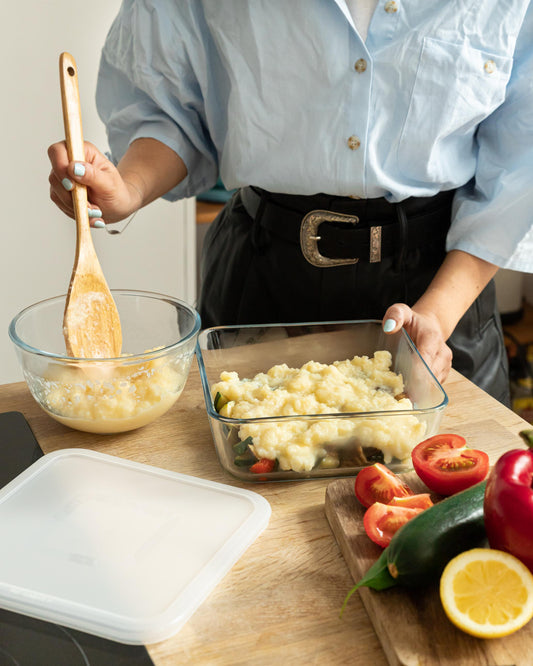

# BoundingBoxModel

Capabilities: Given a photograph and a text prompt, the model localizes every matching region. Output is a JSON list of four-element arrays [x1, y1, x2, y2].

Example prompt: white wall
[[0, 1, 195, 384], [495, 269, 533, 314]]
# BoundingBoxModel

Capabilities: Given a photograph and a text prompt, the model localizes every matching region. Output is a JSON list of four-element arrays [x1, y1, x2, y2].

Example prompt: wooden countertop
[[0, 366, 529, 665]]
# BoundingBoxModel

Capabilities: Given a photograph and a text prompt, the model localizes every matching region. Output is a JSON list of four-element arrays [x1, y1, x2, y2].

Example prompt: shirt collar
[[332, 0, 358, 32]]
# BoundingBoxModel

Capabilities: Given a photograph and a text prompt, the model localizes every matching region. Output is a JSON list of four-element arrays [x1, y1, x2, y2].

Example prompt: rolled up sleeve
[[448, 10, 533, 272], [95, 0, 218, 200]]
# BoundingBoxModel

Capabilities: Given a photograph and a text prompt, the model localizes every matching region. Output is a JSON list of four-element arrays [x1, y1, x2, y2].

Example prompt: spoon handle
[[59, 52, 91, 249]]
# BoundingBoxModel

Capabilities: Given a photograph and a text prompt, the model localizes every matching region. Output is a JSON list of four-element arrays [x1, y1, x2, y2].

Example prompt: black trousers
[[199, 187, 510, 405]]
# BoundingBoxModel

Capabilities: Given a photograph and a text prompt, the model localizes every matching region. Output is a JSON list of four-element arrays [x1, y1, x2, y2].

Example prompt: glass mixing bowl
[[9, 290, 201, 434]]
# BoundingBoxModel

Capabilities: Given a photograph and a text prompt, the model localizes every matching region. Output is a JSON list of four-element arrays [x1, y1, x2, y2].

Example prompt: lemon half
[[440, 548, 533, 639]]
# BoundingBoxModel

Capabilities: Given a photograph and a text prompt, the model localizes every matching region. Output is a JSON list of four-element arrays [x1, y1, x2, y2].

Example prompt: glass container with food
[[196, 320, 448, 481]]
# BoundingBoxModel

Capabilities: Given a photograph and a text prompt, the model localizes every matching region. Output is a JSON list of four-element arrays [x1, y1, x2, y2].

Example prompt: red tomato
[[363, 502, 423, 548], [354, 463, 414, 508], [388, 493, 434, 510], [249, 458, 275, 474], [411, 434, 489, 496]]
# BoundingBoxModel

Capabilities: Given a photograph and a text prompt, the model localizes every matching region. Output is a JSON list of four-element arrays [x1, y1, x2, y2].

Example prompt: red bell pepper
[[249, 458, 275, 474], [483, 430, 533, 572]]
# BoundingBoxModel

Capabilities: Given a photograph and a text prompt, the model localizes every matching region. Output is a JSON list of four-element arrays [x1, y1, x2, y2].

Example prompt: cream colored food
[[211, 351, 426, 472], [37, 355, 186, 434]]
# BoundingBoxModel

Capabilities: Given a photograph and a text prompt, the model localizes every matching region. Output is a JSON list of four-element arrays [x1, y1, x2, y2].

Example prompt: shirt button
[[484, 59, 496, 74], [347, 136, 361, 150], [354, 58, 367, 73], [384, 1, 398, 13]]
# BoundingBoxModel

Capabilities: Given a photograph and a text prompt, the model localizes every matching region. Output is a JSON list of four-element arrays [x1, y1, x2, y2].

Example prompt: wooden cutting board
[[325, 472, 533, 666]]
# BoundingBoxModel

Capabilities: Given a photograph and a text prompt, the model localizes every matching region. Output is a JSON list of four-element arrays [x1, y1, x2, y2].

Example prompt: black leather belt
[[240, 186, 454, 267]]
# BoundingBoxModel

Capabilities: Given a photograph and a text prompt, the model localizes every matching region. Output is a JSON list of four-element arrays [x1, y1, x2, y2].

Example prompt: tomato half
[[363, 502, 423, 548], [354, 463, 414, 508], [388, 493, 434, 510], [411, 434, 489, 496]]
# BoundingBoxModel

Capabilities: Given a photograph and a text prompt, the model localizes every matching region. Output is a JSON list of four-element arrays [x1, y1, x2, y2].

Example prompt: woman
[[48, 1, 533, 404]]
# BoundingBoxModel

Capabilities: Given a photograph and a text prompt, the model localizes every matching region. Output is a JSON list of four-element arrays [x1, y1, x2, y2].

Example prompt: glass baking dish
[[196, 320, 448, 482]]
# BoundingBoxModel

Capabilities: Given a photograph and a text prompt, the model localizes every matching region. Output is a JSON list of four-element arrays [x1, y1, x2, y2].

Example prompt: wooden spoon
[[60, 52, 122, 358]]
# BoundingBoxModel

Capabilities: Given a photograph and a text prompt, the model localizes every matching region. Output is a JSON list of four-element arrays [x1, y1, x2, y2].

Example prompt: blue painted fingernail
[[88, 208, 103, 218], [92, 220, 105, 229], [62, 178, 73, 191], [383, 318, 396, 333], [74, 163, 85, 177]]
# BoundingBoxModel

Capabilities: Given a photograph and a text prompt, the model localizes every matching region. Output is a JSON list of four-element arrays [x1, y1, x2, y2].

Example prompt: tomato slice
[[354, 463, 414, 508], [411, 434, 489, 496], [363, 502, 423, 548], [388, 493, 434, 510]]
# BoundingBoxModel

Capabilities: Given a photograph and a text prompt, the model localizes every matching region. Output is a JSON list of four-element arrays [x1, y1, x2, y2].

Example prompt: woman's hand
[[48, 137, 187, 226], [382, 250, 499, 384], [382, 304, 453, 383], [48, 141, 141, 226]]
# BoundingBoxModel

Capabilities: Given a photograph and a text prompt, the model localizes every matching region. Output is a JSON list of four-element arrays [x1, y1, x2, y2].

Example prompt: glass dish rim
[[9, 288, 201, 363], [195, 318, 449, 422]]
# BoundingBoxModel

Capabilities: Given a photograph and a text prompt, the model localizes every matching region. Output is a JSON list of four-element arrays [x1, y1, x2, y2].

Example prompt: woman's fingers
[[413, 327, 453, 383], [50, 189, 73, 219], [381, 303, 414, 333], [382, 303, 452, 383], [87, 207, 105, 228], [48, 139, 137, 224], [49, 169, 74, 218], [47, 141, 70, 173], [49, 156, 106, 227]]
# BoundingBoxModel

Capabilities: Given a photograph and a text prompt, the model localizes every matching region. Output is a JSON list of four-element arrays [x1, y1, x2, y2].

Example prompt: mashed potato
[[39, 354, 186, 433], [211, 351, 426, 472]]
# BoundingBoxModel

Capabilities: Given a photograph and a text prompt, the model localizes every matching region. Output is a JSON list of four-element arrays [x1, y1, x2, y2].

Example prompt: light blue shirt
[[96, 0, 533, 272]]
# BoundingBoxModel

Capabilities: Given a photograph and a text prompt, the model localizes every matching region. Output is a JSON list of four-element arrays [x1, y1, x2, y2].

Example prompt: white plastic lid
[[0, 449, 271, 644]]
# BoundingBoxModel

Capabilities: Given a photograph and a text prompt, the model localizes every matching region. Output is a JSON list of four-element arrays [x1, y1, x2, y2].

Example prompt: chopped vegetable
[[232, 436, 253, 456], [388, 493, 433, 510], [234, 451, 257, 466], [354, 463, 414, 508], [411, 434, 489, 496], [213, 391, 228, 413], [363, 502, 424, 548], [250, 458, 276, 474], [233, 437, 257, 467]]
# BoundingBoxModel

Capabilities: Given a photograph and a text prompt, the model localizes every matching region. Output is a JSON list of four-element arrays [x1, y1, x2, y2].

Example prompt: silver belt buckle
[[300, 210, 382, 267]]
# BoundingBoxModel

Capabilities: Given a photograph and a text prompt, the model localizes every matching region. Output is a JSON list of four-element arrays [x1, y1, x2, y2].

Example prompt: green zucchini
[[232, 436, 257, 466], [232, 436, 254, 456], [341, 480, 487, 612], [213, 391, 229, 413]]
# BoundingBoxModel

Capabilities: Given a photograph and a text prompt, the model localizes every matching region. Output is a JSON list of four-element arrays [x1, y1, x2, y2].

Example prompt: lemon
[[440, 548, 533, 639]]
